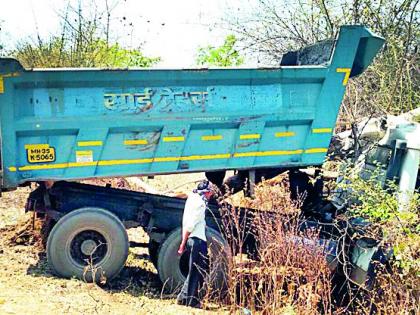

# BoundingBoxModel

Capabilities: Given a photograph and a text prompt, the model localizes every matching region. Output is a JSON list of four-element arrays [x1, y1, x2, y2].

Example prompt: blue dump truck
[[0, 26, 391, 291]]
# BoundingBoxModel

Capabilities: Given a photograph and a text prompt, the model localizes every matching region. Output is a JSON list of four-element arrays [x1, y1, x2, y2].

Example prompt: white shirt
[[182, 192, 207, 241]]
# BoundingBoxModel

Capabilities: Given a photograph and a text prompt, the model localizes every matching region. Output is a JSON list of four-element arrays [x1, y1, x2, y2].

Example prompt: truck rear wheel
[[157, 227, 229, 293], [46, 207, 129, 283]]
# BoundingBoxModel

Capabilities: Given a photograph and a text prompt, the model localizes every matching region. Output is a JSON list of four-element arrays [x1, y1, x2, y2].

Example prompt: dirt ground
[[0, 174, 227, 315]]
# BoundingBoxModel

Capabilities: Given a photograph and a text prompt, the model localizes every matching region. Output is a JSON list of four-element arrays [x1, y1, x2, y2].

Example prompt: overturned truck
[[0, 26, 394, 291]]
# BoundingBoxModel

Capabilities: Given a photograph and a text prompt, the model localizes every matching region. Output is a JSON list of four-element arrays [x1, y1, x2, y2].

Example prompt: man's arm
[[178, 196, 204, 255], [178, 230, 191, 255]]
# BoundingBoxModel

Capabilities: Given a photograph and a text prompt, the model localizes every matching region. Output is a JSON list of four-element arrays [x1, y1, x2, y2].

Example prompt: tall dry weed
[[350, 266, 420, 314], [210, 177, 334, 314], [206, 175, 419, 314]]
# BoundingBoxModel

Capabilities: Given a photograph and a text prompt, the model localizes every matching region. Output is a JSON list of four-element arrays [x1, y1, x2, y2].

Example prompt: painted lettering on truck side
[[103, 88, 208, 112]]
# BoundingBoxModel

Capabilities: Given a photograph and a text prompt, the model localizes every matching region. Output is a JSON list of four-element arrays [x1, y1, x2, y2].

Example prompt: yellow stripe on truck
[[240, 134, 260, 140], [162, 136, 185, 142], [124, 139, 148, 145], [77, 141, 103, 147], [15, 148, 329, 171], [201, 135, 223, 141], [275, 132, 295, 137], [312, 128, 333, 134], [336, 67, 351, 86]]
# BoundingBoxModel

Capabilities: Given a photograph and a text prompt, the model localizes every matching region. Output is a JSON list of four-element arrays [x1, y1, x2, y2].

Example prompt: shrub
[[211, 178, 334, 314], [338, 164, 419, 313]]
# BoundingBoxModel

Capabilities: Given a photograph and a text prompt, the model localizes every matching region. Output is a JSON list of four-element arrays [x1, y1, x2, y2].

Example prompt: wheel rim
[[69, 230, 108, 266]]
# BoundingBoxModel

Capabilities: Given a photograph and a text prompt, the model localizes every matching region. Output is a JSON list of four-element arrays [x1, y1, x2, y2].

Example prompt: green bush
[[340, 165, 419, 276], [196, 34, 244, 67], [14, 37, 160, 69]]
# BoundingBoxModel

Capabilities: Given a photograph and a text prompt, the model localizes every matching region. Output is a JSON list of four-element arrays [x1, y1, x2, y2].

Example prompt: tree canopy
[[12, 1, 160, 68], [14, 37, 160, 68], [227, 0, 419, 117], [196, 34, 244, 67]]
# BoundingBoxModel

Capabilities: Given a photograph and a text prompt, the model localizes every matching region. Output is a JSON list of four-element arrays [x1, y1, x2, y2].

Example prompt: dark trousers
[[177, 237, 209, 307]]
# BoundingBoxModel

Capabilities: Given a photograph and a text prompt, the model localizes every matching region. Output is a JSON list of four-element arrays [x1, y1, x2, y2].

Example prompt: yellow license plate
[[25, 144, 56, 164]]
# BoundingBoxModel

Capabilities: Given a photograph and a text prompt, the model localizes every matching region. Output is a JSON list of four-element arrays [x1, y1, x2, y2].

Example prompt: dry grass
[[206, 178, 334, 314], [206, 176, 419, 314], [351, 265, 420, 314]]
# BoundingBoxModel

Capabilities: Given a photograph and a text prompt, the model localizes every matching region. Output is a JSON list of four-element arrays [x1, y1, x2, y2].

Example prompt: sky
[[0, 0, 249, 67]]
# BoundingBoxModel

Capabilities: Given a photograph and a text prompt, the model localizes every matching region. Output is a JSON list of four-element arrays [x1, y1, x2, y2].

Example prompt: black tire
[[46, 207, 129, 283], [40, 215, 56, 249], [157, 227, 229, 293], [148, 240, 160, 268]]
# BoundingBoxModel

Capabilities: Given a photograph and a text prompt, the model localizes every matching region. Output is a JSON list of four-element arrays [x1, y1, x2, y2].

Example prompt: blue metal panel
[[0, 26, 384, 189]]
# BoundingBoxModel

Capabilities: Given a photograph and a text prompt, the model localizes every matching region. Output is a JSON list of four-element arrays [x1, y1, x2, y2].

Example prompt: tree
[[226, 0, 419, 118], [196, 34, 244, 67], [13, 1, 160, 68], [14, 37, 160, 68]]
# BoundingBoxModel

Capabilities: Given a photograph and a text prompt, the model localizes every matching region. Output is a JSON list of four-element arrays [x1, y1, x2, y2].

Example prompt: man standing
[[177, 180, 214, 308]]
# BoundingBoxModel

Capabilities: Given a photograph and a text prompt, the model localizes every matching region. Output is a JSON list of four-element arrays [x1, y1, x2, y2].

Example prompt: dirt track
[[0, 179, 225, 314]]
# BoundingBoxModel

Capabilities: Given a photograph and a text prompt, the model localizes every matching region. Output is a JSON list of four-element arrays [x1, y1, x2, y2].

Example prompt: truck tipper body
[[0, 26, 384, 190], [0, 26, 397, 293]]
